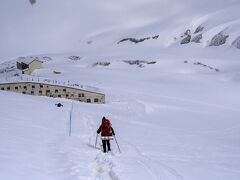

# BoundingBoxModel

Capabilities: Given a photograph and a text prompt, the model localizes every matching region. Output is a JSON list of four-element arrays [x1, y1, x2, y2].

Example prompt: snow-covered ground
[[1, 52, 240, 180]]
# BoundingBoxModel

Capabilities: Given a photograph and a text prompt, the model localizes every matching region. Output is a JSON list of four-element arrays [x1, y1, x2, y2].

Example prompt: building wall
[[0, 82, 105, 104], [22, 60, 43, 75], [29, 61, 42, 73], [17, 62, 29, 70]]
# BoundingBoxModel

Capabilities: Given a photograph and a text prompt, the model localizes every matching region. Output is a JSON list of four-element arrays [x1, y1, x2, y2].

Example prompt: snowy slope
[[1, 0, 240, 60], [1, 53, 240, 179]]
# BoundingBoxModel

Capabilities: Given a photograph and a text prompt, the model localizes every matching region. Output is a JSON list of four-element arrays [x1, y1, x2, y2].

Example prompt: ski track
[[125, 141, 184, 180], [81, 113, 120, 180], [78, 101, 185, 180]]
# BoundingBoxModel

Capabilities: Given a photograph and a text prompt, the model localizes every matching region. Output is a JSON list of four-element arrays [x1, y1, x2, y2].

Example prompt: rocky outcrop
[[209, 32, 229, 46], [191, 34, 202, 43], [181, 35, 191, 44], [92, 62, 111, 67], [68, 56, 81, 61], [193, 62, 219, 72], [118, 37, 150, 44], [194, 26, 204, 34], [232, 36, 240, 49], [118, 35, 159, 44], [123, 60, 156, 68], [152, 35, 159, 39]]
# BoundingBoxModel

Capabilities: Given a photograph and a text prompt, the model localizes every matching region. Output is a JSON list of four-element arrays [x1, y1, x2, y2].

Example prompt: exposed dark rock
[[194, 26, 204, 34], [193, 61, 219, 72], [152, 35, 159, 39], [118, 34, 159, 44], [181, 35, 191, 44], [123, 60, 156, 68], [147, 61, 157, 64], [232, 36, 240, 49], [209, 32, 229, 46], [92, 62, 111, 67], [118, 37, 150, 44], [184, 29, 191, 36], [68, 56, 81, 61], [181, 29, 191, 38], [191, 34, 202, 43]]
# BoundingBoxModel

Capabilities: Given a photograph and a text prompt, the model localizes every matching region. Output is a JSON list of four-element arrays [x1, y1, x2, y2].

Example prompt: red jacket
[[97, 119, 115, 136]]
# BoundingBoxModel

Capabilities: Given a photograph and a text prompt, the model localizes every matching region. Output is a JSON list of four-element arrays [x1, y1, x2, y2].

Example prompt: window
[[7, 87, 10, 90], [22, 92, 26, 94], [31, 91, 34, 94], [32, 85, 35, 89], [55, 89, 58, 93], [24, 86, 27, 90], [66, 94, 69, 97], [1, 87, 4, 90], [87, 99, 91, 103], [58, 95, 61, 97], [39, 90, 42, 94], [94, 98, 99, 103], [40, 85, 43, 88], [46, 90, 50, 93], [63, 89, 66, 92], [78, 93, 84, 97], [15, 87, 18, 90]]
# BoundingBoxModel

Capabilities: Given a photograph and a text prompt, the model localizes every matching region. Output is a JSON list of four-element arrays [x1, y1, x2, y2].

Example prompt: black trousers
[[102, 140, 111, 153]]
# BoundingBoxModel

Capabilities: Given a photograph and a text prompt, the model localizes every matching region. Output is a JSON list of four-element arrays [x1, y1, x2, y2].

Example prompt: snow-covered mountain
[[0, 1, 240, 180], [1, 0, 240, 61]]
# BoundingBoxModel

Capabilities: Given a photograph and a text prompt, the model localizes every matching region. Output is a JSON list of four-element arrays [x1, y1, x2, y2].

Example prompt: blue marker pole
[[69, 101, 73, 136]]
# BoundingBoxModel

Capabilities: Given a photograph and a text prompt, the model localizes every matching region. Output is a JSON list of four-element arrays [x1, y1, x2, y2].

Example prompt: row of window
[[1, 86, 100, 103], [1, 87, 85, 97], [21, 91, 98, 102]]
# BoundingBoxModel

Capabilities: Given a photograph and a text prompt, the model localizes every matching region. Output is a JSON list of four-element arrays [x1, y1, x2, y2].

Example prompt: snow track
[[93, 153, 119, 180], [124, 141, 184, 180]]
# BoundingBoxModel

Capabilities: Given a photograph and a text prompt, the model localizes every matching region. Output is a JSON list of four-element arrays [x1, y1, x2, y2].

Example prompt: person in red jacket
[[97, 117, 115, 153]]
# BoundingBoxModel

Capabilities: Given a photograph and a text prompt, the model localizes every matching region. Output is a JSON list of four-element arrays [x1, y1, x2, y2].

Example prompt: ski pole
[[95, 134, 98, 148], [114, 135, 121, 153]]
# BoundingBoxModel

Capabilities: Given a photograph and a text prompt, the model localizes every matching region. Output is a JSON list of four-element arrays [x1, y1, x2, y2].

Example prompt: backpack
[[101, 119, 112, 136]]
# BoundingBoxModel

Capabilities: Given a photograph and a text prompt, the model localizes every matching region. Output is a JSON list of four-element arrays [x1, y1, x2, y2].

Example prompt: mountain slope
[[1, 0, 240, 60]]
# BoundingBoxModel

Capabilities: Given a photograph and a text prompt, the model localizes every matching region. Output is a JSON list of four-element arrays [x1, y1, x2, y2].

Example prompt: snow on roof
[[17, 59, 43, 65], [0, 75, 104, 95]]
